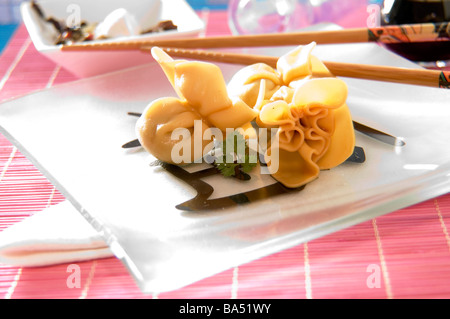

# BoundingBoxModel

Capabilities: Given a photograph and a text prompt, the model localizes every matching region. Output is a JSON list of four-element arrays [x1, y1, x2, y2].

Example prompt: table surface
[[1, 7, 450, 299]]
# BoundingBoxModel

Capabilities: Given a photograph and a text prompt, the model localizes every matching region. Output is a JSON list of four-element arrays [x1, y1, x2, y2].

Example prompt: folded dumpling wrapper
[[228, 42, 355, 188], [227, 63, 282, 108], [136, 48, 257, 164]]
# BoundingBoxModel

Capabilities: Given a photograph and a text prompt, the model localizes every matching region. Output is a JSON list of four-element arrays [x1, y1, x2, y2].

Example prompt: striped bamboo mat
[[1, 10, 450, 299]]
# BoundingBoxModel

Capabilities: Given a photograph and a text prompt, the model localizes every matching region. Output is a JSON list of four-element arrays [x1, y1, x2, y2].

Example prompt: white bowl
[[20, 0, 205, 78]]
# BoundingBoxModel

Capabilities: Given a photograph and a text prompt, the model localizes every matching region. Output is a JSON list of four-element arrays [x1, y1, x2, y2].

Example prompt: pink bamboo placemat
[[1, 10, 450, 299]]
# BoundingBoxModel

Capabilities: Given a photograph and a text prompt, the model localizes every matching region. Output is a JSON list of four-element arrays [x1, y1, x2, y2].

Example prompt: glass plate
[[1, 42, 450, 293]]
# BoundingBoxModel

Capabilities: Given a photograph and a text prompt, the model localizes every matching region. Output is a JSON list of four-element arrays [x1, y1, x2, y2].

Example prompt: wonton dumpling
[[226, 42, 355, 188], [259, 76, 354, 188], [136, 47, 258, 164], [151, 47, 257, 130], [136, 97, 213, 164]]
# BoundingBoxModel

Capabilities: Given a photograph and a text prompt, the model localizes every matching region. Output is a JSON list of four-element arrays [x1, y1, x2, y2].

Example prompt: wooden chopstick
[[59, 34, 450, 88], [61, 22, 450, 50], [148, 47, 449, 89]]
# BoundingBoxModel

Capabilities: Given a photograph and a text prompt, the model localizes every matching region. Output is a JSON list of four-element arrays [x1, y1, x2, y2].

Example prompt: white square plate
[[1, 41, 450, 293], [20, 0, 205, 77]]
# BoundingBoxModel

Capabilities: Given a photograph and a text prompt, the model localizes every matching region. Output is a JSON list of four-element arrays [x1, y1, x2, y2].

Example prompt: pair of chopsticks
[[61, 22, 450, 89]]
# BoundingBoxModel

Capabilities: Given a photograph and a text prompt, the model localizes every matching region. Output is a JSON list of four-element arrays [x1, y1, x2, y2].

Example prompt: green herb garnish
[[213, 131, 257, 179]]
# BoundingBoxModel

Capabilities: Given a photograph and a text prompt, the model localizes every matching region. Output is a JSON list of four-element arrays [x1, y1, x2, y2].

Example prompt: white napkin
[[0, 201, 113, 267]]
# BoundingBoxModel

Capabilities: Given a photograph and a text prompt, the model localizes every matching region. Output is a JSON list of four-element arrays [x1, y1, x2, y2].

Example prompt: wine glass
[[227, 0, 313, 35]]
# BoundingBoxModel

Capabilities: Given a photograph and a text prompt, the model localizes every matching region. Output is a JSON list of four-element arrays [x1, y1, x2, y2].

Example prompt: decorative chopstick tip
[[122, 138, 141, 149], [439, 71, 450, 89], [395, 137, 406, 147]]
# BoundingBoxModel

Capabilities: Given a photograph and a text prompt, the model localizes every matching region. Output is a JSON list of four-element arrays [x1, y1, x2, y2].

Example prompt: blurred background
[[0, 0, 228, 25], [0, 0, 23, 52], [0, 0, 23, 24], [0, 0, 448, 62]]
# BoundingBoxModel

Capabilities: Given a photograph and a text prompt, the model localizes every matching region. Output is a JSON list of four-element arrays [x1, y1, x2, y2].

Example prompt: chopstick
[[61, 22, 450, 50], [148, 47, 449, 89], [59, 28, 450, 88]]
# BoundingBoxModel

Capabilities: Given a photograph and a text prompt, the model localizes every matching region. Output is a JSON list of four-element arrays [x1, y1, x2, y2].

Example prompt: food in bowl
[[30, 0, 177, 45]]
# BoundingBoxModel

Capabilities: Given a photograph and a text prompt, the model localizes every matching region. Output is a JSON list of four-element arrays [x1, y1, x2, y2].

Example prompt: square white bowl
[[20, 0, 205, 78]]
